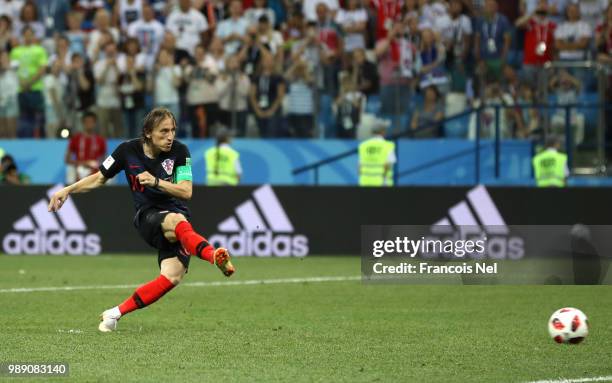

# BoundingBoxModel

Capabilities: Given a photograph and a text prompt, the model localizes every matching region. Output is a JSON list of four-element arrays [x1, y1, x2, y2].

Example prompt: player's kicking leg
[[99, 257, 185, 332], [161, 213, 235, 277]]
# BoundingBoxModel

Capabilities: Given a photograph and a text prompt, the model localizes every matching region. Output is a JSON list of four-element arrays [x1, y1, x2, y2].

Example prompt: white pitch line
[[525, 376, 612, 383], [0, 276, 361, 294]]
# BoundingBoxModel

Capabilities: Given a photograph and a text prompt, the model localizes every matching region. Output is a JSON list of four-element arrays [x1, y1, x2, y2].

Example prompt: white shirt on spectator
[[421, 2, 451, 35], [165, 8, 208, 56], [0, 0, 23, 20], [245, 8, 275, 27], [572, 0, 608, 26], [127, 18, 165, 69], [215, 73, 250, 112], [216, 17, 249, 55], [119, 0, 143, 31], [94, 58, 121, 108], [0, 67, 18, 108], [155, 65, 181, 105], [554, 20, 592, 60], [87, 28, 120, 61], [335, 8, 367, 52], [258, 30, 284, 54], [443, 14, 472, 45], [116, 53, 147, 73], [303, 0, 339, 21]]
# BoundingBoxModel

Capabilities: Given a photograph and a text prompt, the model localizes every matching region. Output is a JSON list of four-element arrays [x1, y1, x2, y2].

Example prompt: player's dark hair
[[141, 107, 177, 145]]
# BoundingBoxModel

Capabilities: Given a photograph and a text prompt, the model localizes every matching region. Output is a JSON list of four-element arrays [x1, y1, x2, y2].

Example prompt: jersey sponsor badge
[[102, 155, 115, 170], [162, 159, 175, 175]]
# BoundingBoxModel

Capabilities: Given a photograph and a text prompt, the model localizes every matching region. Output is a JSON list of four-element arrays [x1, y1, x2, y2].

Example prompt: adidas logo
[[428, 185, 524, 259], [2, 184, 102, 255], [209, 185, 309, 257]]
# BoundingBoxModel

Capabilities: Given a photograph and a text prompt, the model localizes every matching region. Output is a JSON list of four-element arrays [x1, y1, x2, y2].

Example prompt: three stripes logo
[[209, 185, 309, 257], [429, 185, 524, 259], [2, 185, 102, 255]]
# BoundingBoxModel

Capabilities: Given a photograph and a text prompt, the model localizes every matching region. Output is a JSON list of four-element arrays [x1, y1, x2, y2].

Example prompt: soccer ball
[[548, 307, 589, 344]]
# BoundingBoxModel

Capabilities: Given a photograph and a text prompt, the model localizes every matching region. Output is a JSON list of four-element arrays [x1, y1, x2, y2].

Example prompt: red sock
[[118, 275, 176, 315], [174, 221, 214, 264]]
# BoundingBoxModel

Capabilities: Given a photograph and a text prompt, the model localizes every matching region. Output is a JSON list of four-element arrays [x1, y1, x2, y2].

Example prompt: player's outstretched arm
[[48, 171, 108, 212]]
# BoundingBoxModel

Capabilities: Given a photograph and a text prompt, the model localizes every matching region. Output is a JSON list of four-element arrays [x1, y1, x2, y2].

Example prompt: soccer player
[[48, 107, 235, 332]]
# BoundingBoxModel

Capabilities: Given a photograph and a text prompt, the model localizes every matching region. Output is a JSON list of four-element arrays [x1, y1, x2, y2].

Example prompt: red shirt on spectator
[[523, 17, 556, 65], [596, 24, 612, 54], [68, 133, 107, 165], [371, 0, 402, 40]]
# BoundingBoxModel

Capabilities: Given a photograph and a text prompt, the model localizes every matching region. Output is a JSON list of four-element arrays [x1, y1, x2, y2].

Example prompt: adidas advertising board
[[2, 185, 101, 255], [208, 185, 309, 257], [2, 185, 612, 256], [426, 185, 525, 260]]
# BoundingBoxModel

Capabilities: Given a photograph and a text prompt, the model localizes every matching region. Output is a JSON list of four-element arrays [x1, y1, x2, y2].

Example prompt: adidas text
[[210, 231, 308, 257], [3, 230, 101, 255]]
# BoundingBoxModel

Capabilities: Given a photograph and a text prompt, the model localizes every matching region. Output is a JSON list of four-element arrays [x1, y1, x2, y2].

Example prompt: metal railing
[[293, 102, 611, 185]]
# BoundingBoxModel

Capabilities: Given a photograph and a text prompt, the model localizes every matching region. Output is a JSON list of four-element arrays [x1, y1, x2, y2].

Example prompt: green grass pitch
[[0, 255, 611, 383]]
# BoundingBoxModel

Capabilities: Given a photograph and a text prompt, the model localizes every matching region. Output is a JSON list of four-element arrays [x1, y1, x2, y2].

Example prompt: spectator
[[371, 0, 402, 41], [520, 0, 568, 24], [127, 3, 165, 70], [255, 14, 284, 57], [206, 36, 227, 73], [43, 59, 68, 138], [515, 0, 556, 83], [166, 0, 209, 56], [76, 0, 106, 25], [159, 30, 191, 64], [114, 0, 143, 32], [87, 9, 120, 62], [418, 27, 448, 91], [0, 14, 16, 51], [314, 2, 343, 137], [245, 0, 276, 27], [0, 50, 18, 137], [411, 85, 444, 137], [596, 4, 612, 64], [0, 0, 24, 21], [249, 51, 285, 137], [65, 11, 87, 58], [474, 0, 511, 81], [65, 53, 95, 129], [118, 55, 146, 138], [93, 41, 124, 137], [216, 0, 249, 55], [0, 154, 30, 184], [64, 111, 106, 183], [335, 73, 363, 138], [49, 35, 72, 69], [444, 0, 472, 93], [153, 48, 182, 122], [215, 54, 250, 136], [196, 0, 226, 32], [549, 69, 583, 144], [349, 48, 380, 114], [10, 25, 47, 137], [575, 0, 608, 26], [303, 0, 339, 21], [335, 0, 367, 58], [186, 44, 220, 137], [34, 0, 70, 37], [421, 0, 453, 37], [281, 9, 305, 48], [514, 82, 539, 138], [13, 1, 44, 42], [554, 3, 592, 61], [285, 59, 315, 137], [117, 37, 147, 73], [375, 16, 419, 135]]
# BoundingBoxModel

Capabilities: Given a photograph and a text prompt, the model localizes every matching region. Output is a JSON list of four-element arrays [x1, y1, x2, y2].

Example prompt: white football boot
[[98, 307, 121, 332]]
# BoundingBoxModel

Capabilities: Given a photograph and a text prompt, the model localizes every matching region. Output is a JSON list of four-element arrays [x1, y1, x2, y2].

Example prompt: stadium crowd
[[0, 0, 611, 140]]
